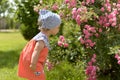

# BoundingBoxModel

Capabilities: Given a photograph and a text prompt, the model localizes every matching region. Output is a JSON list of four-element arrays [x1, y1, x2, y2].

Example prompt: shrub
[[17, 0, 39, 40], [45, 61, 86, 80], [20, 24, 39, 40]]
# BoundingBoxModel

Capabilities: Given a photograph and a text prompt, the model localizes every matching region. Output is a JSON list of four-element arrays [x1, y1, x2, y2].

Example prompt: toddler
[[18, 9, 61, 80]]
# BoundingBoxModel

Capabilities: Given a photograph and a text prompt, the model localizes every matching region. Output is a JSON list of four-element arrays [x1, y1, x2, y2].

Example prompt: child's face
[[50, 26, 60, 35]]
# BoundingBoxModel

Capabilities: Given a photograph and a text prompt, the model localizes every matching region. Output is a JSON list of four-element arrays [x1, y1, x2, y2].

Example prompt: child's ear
[[37, 19, 42, 26]]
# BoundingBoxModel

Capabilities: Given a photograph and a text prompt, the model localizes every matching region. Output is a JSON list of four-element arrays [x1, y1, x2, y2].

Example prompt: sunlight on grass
[[0, 32, 27, 51], [0, 32, 27, 80]]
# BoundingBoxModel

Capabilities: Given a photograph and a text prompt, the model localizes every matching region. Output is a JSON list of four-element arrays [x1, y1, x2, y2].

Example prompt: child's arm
[[30, 40, 45, 71]]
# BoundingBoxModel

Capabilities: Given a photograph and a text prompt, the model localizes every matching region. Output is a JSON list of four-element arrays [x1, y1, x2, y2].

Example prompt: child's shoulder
[[32, 32, 50, 49], [33, 32, 47, 41]]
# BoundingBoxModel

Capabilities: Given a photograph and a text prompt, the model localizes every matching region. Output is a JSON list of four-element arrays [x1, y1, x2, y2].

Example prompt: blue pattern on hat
[[38, 10, 61, 29]]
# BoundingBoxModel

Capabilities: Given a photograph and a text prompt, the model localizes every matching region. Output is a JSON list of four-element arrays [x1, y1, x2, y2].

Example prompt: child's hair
[[37, 9, 61, 30], [37, 19, 50, 31]]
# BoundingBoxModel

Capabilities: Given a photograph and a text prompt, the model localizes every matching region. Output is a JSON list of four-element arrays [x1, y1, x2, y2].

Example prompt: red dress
[[18, 32, 49, 80]]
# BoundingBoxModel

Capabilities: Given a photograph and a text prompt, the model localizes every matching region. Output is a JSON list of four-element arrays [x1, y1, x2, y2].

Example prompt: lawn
[[0, 32, 27, 80]]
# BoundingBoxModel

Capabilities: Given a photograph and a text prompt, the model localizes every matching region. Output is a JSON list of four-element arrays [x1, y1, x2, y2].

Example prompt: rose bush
[[17, 0, 120, 79], [46, 0, 120, 79]]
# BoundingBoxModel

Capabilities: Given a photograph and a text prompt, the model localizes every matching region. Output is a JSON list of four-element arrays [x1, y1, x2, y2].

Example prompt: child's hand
[[30, 64, 36, 71]]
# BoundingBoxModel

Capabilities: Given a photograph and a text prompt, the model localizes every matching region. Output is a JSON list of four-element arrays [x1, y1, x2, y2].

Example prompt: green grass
[[0, 32, 27, 80]]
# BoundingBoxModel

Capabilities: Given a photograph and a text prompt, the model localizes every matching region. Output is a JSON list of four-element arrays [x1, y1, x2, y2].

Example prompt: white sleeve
[[33, 36, 49, 49]]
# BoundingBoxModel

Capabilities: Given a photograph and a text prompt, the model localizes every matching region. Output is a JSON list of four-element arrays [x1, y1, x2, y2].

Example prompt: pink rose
[[65, 0, 69, 4], [81, 1, 85, 6], [72, 8, 77, 11], [85, 34, 90, 39], [58, 41, 63, 47], [101, 7, 105, 12], [72, 10, 77, 19], [115, 54, 119, 59], [107, 6, 111, 12], [111, 22, 116, 26], [86, 0, 90, 4], [112, 17, 117, 22], [91, 58, 96, 63], [106, 0, 110, 3], [85, 39, 92, 43], [88, 62, 92, 66], [52, 4, 58, 11], [89, 27, 96, 33], [45, 59, 53, 71], [104, 23, 110, 27], [108, 14, 113, 19], [109, 19, 113, 23], [83, 29, 89, 35], [118, 0, 120, 4], [77, 8, 82, 13], [118, 60, 120, 64], [117, 57, 120, 60], [95, 33, 99, 37], [76, 15, 81, 25], [117, 4, 120, 8], [80, 38, 85, 44], [59, 35, 65, 41], [76, 15, 81, 21], [93, 54, 96, 59], [91, 0, 95, 3], [99, 28, 102, 33], [85, 25, 90, 29], [70, 0, 77, 8], [64, 43, 69, 48], [89, 42, 95, 47]]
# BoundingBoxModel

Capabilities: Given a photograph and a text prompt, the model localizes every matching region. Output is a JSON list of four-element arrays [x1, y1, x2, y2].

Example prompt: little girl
[[18, 9, 61, 80]]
